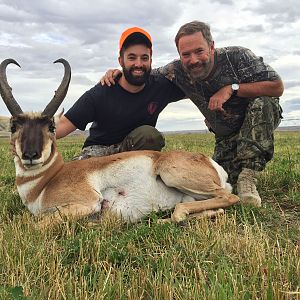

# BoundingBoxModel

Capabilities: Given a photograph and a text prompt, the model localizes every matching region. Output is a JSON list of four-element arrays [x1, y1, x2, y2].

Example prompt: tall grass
[[0, 132, 299, 299]]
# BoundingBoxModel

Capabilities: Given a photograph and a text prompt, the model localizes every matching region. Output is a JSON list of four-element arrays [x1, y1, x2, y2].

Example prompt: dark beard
[[122, 66, 151, 86]]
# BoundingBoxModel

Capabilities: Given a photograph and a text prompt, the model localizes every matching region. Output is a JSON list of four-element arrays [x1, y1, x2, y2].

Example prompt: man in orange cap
[[55, 27, 185, 159]]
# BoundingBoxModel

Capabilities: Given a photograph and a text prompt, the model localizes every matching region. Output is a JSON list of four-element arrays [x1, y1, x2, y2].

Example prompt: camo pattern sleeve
[[154, 48, 281, 137], [225, 46, 281, 83]]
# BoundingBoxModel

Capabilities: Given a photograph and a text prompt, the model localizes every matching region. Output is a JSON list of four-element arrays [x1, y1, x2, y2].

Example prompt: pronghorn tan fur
[[0, 58, 239, 226]]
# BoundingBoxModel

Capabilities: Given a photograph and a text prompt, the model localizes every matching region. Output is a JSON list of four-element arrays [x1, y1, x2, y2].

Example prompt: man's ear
[[118, 56, 122, 67], [54, 108, 64, 126]]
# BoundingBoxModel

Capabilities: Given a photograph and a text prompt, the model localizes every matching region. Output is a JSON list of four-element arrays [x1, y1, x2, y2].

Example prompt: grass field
[[0, 132, 299, 299]]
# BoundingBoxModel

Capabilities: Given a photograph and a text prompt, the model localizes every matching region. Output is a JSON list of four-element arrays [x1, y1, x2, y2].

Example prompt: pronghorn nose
[[22, 151, 40, 161]]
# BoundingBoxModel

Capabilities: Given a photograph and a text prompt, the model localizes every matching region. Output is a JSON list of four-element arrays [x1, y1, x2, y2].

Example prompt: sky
[[0, 0, 299, 132]]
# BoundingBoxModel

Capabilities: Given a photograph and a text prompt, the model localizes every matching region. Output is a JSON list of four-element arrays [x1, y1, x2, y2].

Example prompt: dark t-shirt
[[156, 46, 281, 137], [65, 74, 185, 147]]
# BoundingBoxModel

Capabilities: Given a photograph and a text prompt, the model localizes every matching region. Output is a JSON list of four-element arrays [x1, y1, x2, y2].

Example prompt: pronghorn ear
[[54, 108, 64, 126]]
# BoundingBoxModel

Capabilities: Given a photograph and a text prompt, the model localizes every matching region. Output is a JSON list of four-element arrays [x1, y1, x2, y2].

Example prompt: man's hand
[[208, 85, 232, 112], [99, 69, 122, 86]]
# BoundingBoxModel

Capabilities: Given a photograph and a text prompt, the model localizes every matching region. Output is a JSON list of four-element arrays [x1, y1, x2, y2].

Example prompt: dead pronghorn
[[0, 58, 239, 227]]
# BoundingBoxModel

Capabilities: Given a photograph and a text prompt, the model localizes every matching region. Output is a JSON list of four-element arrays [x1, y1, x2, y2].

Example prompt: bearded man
[[56, 27, 185, 159], [155, 21, 284, 206]]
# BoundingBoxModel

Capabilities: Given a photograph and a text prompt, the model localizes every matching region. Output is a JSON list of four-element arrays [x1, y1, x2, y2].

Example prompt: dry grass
[[0, 132, 299, 299]]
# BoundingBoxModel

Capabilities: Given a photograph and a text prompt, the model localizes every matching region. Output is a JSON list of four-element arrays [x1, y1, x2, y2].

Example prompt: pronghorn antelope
[[0, 58, 239, 226]]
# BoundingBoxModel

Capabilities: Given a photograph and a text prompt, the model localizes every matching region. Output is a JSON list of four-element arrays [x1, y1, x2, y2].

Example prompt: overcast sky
[[0, 0, 299, 131]]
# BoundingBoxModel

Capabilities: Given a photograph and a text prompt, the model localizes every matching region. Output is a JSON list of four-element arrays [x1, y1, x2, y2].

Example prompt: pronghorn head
[[10, 113, 61, 169], [0, 58, 71, 169]]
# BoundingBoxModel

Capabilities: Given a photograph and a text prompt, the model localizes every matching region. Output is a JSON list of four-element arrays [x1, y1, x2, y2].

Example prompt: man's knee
[[246, 96, 282, 129], [121, 125, 165, 152]]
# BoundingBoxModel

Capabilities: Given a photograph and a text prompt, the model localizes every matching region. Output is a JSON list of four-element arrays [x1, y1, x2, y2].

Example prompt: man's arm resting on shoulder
[[55, 115, 77, 139], [99, 69, 121, 86]]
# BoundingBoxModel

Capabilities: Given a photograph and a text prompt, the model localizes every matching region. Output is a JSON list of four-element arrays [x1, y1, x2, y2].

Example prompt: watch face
[[232, 83, 239, 90]]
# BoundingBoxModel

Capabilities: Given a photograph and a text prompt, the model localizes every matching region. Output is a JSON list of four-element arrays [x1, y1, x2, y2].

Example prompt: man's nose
[[189, 53, 199, 64], [134, 59, 143, 67]]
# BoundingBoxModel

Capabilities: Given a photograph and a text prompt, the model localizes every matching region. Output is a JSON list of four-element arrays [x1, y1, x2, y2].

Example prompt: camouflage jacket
[[156, 46, 281, 137]]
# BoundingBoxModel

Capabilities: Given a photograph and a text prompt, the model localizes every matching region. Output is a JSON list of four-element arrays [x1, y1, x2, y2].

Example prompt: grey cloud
[[239, 25, 264, 33], [1, 0, 300, 130], [281, 98, 300, 113], [0, 0, 183, 75], [210, 0, 234, 5], [71, 74, 94, 86], [283, 80, 300, 89], [157, 117, 205, 131], [215, 24, 265, 45], [245, 0, 300, 24], [0, 0, 186, 117], [274, 60, 300, 81]]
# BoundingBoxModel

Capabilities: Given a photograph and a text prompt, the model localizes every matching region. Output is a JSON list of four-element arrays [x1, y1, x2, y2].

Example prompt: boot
[[237, 168, 261, 207]]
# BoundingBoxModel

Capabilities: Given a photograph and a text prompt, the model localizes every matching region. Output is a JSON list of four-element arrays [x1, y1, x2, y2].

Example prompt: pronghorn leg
[[37, 203, 100, 229], [171, 192, 239, 223]]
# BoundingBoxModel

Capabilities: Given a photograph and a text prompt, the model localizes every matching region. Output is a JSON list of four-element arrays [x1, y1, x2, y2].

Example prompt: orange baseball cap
[[119, 27, 152, 51]]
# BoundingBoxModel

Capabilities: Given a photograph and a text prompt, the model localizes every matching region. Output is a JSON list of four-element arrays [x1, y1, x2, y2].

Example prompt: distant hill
[[164, 126, 300, 135], [0, 116, 300, 137], [276, 126, 300, 131], [75, 126, 300, 137], [0, 116, 10, 132]]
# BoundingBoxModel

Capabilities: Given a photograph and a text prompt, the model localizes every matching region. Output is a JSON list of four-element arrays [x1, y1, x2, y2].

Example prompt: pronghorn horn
[[42, 58, 71, 117], [0, 59, 23, 116]]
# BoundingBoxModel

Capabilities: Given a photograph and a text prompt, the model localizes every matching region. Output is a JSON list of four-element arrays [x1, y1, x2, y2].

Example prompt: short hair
[[175, 21, 213, 49]]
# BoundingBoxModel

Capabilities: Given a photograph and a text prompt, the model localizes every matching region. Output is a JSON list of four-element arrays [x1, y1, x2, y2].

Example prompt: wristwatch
[[231, 83, 240, 97]]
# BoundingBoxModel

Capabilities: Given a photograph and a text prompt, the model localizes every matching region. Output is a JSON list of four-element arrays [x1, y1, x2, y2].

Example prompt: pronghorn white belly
[[209, 158, 233, 193], [87, 155, 189, 222], [101, 177, 186, 222]]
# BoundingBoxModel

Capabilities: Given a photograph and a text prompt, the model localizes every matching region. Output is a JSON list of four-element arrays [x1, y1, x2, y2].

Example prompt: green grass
[[0, 132, 299, 299]]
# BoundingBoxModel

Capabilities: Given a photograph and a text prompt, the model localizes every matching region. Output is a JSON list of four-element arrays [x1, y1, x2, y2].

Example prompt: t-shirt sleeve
[[64, 89, 97, 130], [233, 47, 281, 83]]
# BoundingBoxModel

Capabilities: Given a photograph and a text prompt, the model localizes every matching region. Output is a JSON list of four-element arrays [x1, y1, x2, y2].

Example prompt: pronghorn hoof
[[157, 218, 172, 224], [171, 212, 187, 223]]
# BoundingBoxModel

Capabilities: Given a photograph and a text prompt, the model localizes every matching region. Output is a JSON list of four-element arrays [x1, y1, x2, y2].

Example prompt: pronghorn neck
[[15, 143, 64, 205]]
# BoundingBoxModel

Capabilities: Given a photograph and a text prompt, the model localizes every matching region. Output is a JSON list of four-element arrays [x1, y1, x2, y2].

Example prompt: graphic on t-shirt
[[148, 102, 158, 115]]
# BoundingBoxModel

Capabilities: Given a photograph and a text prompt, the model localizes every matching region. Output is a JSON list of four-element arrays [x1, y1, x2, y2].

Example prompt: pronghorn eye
[[10, 124, 17, 133], [49, 124, 56, 133]]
